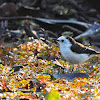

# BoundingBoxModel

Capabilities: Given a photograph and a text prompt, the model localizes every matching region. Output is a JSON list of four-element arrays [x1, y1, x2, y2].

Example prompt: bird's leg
[[78, 64, 81, 68], [75, 64, 81, 71]]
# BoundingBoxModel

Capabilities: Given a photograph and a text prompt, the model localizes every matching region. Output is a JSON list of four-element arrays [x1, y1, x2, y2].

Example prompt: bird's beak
[[56, 39, 59, 42], [56, 39, 60, 44]]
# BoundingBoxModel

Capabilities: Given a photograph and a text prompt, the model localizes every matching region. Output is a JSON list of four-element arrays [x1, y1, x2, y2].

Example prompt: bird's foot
[[68, 68, 74, 73]]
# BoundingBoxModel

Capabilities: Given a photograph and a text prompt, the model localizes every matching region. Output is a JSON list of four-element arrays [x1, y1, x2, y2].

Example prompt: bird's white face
[[57, 36, 71, 47]]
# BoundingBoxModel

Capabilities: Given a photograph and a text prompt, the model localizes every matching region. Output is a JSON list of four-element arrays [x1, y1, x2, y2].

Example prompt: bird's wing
[[71, 42, 100, 55]]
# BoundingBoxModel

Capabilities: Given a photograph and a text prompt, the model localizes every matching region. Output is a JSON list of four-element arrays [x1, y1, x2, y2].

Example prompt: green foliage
[[46, 90, 59, 100]]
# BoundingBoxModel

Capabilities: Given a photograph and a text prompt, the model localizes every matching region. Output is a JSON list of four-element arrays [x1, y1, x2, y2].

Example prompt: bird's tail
[[97, 52, 100, 55], [95, 53, 100, 57]]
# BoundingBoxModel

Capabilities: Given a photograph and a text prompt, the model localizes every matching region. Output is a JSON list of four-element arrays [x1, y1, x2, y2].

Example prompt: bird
[[57, 35, 100, 71]]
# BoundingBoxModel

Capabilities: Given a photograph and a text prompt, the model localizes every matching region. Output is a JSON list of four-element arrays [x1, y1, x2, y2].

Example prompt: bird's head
[[57, 35, 75, 47]]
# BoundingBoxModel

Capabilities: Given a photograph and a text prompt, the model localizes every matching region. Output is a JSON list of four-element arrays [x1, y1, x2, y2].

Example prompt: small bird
[[57, 35, 100, 71]]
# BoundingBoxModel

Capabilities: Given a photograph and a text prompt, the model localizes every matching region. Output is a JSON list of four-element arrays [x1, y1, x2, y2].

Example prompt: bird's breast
[[60, 47, 91, 64]]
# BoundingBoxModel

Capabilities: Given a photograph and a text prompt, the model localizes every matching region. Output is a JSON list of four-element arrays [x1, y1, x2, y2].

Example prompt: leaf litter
[[0, 37, 100, 99]]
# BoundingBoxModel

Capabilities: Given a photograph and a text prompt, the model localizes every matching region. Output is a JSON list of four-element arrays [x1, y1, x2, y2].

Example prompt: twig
[[0, 16, 35, 21]]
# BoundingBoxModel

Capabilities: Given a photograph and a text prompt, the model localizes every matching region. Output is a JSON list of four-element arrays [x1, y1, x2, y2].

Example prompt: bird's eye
[[66, 36, 69, 39], [61, 40, 64, 42]]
